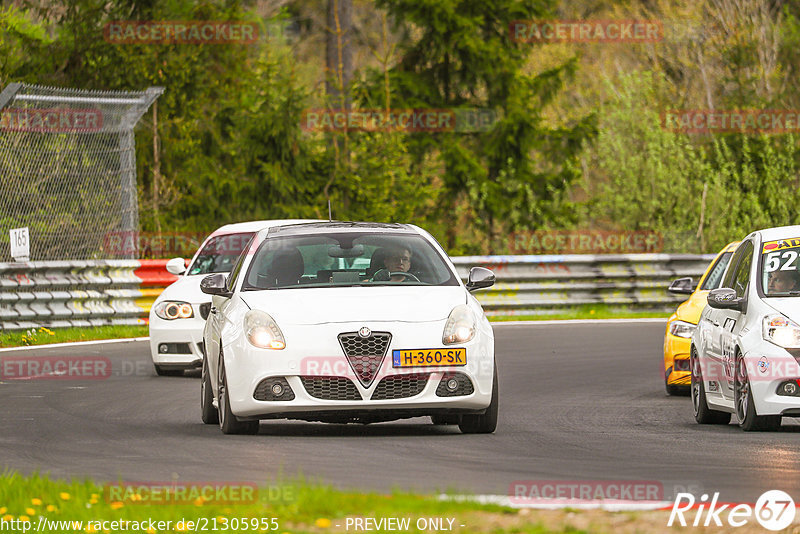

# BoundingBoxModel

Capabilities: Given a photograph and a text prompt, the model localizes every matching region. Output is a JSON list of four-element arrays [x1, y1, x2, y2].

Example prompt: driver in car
[[383, 246, 413, 282], [768, 268, 800, 293]]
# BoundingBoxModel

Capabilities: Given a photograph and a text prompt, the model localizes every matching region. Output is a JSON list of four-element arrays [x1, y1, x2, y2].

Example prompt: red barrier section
[[134, 259, 179, 287]]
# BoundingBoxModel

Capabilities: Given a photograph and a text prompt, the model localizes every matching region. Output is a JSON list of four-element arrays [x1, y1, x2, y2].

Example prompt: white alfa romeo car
[[200, 222, 497, 434], [692, 225, 800, 430], [148, 220, 315, 376]]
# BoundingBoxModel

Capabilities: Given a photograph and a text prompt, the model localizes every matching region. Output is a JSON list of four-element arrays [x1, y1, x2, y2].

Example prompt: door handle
[[210, 307, 217, 315]]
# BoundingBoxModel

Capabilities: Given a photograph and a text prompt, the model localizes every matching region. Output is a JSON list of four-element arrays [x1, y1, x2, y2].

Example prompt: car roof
[[210, 219, 322, 236], [265, 221, 417, 236], [753, 225, 800, 243]]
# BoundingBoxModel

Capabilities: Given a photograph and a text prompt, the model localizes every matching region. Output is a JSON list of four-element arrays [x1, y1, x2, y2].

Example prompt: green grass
[[0, 325, 148, 348], [0, 472, 584, 533], [488, 304, 671, 322]]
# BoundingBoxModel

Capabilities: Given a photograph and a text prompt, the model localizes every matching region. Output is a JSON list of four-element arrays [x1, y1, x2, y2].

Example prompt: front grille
[[338, 331, 392, 387], [371, 374, 430, 400], [253, 377, 295, 401], [436, 372, 474, 397], [300, 376, 362, 401]]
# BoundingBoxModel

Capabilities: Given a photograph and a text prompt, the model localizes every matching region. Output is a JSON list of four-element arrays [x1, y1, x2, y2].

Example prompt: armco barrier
[[0, 254, 714, 330]]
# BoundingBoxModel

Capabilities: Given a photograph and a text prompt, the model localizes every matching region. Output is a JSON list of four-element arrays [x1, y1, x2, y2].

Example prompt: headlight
[[154, 301, 194, 320], [763, 314, 800, 348], [244, 310, 286, 350], [669, 320, 696, 339], [442, 305, 476, 345]]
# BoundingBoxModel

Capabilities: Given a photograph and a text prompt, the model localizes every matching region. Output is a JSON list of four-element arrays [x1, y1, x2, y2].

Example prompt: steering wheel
[[372, 269, 420, 282]]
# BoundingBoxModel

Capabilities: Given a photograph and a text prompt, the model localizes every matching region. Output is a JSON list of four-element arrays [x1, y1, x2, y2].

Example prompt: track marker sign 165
[[10, 227, 29, 262]]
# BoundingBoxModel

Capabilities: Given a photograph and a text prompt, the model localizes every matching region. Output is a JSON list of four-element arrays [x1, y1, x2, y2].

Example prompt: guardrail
[[0, 254, 714, 330]]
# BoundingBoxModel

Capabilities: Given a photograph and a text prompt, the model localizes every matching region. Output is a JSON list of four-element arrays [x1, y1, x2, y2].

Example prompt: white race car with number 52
[[692, 225, 800, 431], [200, 221, 498, 435]]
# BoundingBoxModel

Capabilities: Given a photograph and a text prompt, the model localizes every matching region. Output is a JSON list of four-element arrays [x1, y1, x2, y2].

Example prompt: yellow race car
[[663, 241, 739, 395]]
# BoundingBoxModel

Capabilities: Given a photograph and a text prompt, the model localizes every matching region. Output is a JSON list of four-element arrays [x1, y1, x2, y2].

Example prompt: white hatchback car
[[692, 225, 800, 430], [200, 222, 497, 434], [148, 220, 315, 376]]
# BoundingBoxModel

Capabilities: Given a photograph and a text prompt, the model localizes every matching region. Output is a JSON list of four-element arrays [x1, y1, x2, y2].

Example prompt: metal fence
[[0, 83, 162, 261], [0, 254, 713, 330]]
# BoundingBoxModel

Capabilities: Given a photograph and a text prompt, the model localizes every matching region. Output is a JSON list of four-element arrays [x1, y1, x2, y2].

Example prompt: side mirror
[[707, 288, 742, 311], [165, 257, 187, 275], [668, 276, 695, 295], [466, 267, 495, 292], [200, 273, 231, 297]]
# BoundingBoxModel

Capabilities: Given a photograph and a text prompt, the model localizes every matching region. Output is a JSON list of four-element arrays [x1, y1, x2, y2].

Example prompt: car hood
[[765, 298, 800, 321], [674, 290, 710, 325], [157, 274, 209, 304], [239, 286, 467, 325]]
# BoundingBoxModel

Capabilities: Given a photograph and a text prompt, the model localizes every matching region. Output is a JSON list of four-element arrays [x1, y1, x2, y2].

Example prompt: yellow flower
[[0, 507, 6, 514], [30, 499, 42, 506], [46, 505, 57, 513], [89, 497, 98, 505], [146, 528, 156, 534], [19, 516, 30, 522], [315, 518, 332, 528], [91, 494, 99, 500], [110, 502, 124, 510], [193, 497, 205, 506], [25, 508, 35, 516], [130, 493, 142, 502], [59, 492, 71, 501], [2, 515, 12, 522], [85, 525, 98, 533]]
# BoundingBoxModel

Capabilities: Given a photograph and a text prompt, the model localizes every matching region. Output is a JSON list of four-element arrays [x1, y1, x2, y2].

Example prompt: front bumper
[[148, 309, 205, 368], [664, 332, 691, 386], [222, 321, 494, 420], [744, 343, 800, 416]]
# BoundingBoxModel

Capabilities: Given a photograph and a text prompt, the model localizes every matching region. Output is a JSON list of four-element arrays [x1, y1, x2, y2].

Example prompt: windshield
[[760, 237, 800, 296], [700, 252, 733, 290], [187, 232, 255, 275], [241, 232, 458, 290]]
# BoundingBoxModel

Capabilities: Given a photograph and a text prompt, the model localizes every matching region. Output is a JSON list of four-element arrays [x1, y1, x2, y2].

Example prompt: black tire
[[217, 353, 259, 435], [431, 415, 461, 425], [664, 366, 684, 396], [459, 363, 498, 434], [201, 356, 218, 424], [735, 352, 781, 432], [154, 364, 183, 377], [691, 347, 731, 425]]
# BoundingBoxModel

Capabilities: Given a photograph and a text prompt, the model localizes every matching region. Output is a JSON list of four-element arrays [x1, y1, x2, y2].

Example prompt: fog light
[[446, 378, 459, 392], [159, 344, 169, 353], [784, 382, 798, 395], [271, 383, 284, 396]]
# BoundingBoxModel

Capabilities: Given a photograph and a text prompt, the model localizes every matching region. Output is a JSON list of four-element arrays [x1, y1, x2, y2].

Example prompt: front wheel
[[691, 347, 731, 425], [218, 354, 259, 435], [735, 353, 780, 432], [200, 356, 218, 424], [459, 364, 498, 434]]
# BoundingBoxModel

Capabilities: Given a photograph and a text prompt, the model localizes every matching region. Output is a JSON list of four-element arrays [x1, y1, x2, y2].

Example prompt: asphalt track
[[1, 321, 799, 504]]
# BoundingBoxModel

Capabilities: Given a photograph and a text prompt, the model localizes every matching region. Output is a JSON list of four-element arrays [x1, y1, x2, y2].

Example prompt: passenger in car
[[768, 268, 800, 293]]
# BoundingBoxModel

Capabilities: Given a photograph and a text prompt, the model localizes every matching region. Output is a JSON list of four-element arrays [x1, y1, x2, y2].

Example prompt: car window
[[760, 236, 800, 296], [722, 241, 751, 290], [699, 251, 734, 291], [226, 234, 255, 292], [730, 241, 754, 299], [187, 232, 255, 275], [241, 232, 458, 290]]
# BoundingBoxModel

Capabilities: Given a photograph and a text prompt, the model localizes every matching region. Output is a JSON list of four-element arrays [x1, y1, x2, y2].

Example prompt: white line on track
[[441, 494, 672, 511], [490, 318, 667, 326], [0, 337, 148, 353]]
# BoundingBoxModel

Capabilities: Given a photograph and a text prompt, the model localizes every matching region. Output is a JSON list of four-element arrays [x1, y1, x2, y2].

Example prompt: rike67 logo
[[668, 490, 796, 531]]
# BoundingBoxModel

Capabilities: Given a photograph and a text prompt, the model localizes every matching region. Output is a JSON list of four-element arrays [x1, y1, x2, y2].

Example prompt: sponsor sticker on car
[[392, 348, 466, 367], [762, 237, 800, 253]]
